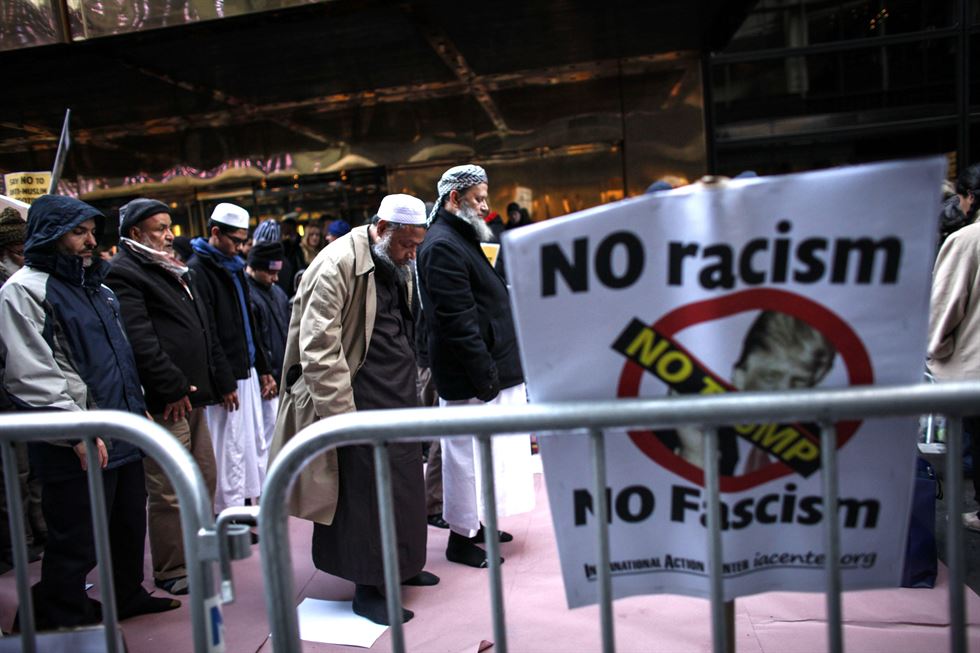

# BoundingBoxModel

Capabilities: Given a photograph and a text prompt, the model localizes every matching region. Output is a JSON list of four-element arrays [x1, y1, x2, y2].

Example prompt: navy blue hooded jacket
[[0, 195, 145, 481]]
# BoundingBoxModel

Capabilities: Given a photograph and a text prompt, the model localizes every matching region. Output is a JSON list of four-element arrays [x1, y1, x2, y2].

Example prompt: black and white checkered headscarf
[[429, 164, 488, 224]]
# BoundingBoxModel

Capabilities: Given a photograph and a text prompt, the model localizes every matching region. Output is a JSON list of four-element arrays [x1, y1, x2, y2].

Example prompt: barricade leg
[[478, 433, 508, 653], [702, 427, 729, 653], [84, 437, 122, 653], [2, 439, 35, 653], [374, 442, 406, 653], [589, 428, 615, 653], [819, 422, 843, 653], [945, 417, 966, 653]]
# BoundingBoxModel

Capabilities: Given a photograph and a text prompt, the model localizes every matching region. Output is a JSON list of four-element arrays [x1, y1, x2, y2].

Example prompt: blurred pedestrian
[[246, 240, 290, 482], [0, 208, 45, 573]]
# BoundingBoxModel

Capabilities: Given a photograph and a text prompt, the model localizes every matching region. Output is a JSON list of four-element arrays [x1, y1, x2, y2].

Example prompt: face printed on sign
[[732, 312, 836, 392], [665, 310, 838, 479], [613, 289, 869, 490]]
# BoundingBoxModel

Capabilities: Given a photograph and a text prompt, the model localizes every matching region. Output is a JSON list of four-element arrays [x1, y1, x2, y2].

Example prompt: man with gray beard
[[270, 194, 438, 626], [416, 164, 535, 569], [106, 198, 224, 595]]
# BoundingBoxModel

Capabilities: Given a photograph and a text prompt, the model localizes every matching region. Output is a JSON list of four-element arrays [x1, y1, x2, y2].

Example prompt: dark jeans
[[964, 417, 980, 511], [30, 459, 148, 629], [0, 442, 46, 562]]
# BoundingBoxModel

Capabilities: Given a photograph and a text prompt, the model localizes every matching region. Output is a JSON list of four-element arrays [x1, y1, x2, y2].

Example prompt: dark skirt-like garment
[[311, 441, 426, 586]]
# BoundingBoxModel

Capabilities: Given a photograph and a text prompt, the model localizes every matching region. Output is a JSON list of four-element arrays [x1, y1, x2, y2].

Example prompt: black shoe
[[402, 570, 440, 586], [14, 596, 102, 632], [473, 525, 514, 544], [117, 592, 180, 620], [446, 531, 504, 568], [427, 514, 449, 529]]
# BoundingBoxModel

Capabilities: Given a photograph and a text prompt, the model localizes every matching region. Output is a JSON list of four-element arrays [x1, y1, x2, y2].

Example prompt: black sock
[[352, 584, 413, 625], [446, 530, 504, 568]]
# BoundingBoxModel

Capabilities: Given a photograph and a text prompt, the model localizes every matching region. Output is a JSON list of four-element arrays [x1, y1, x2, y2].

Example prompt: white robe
[[439, 383, 535, 536], [256, 395, 278, 484], [206, 370, 264, 513]]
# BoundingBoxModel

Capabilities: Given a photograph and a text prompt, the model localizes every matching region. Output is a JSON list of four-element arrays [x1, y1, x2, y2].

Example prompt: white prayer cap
[[377, 194, 426, 226], [210, 202, 250, 230]]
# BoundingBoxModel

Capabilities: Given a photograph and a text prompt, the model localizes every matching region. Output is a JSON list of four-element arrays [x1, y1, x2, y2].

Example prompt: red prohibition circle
[[617, 288, 873, 492]]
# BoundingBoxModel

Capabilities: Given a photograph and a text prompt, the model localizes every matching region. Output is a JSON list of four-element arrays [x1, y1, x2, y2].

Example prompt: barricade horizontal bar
[[269, 382, 980, 460]]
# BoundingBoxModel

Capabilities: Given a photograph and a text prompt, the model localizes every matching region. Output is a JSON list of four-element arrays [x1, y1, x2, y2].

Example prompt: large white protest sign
[[502, 158, 945, 607]]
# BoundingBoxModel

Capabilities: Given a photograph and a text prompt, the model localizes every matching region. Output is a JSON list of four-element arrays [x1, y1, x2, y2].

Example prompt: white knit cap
[[210, 202, 250, 230], [377, 194, 426, 225]]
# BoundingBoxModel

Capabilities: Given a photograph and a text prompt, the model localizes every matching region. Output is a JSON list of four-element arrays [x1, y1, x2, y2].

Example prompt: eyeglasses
[[223, 232, 249, 246]]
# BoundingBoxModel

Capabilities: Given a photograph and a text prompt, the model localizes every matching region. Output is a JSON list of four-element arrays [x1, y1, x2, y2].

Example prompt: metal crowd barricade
[[259, 381, 980, 653], [0, 410, 223, 653]]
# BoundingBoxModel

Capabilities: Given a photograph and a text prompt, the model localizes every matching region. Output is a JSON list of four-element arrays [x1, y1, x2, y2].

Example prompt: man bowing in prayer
[[271, 194, 438, 626], [416, 164, 535, 568]]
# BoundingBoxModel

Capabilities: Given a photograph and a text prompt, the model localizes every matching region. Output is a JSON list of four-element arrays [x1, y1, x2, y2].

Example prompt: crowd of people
[[0, 163, 535, 631], [3, 157, 978, 636]]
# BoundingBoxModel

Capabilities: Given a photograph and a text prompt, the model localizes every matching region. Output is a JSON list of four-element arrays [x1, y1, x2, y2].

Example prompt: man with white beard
[[415, 164, 535, 568], [271, 194, 439, 626]]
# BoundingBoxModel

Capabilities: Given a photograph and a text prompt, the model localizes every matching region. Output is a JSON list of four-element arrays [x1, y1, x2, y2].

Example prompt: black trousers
[[964, 417, 980, 509], [30, 459, 149, 629]]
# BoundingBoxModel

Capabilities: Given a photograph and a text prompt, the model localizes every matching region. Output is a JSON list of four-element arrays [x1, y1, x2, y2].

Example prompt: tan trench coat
[[270, 225, 412, 525], [928, 221, 980, 382]]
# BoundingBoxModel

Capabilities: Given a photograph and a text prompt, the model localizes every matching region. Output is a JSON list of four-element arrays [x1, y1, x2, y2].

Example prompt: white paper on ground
[[529, 453, 543, 474], [295, 597, 388, 648]]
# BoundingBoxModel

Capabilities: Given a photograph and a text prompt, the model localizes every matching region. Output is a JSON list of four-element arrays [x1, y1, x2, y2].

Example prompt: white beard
[[371, 231, 410, 283], [457, 204, 494, 242]]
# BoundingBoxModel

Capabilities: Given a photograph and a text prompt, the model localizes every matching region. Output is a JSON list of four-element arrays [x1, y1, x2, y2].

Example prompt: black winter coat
[[416, 207, 523, 400], [7, 195, 144, 481], [188, 248, 271, 382], [247, 276, 290, 383], [106, 246, 234, 413]]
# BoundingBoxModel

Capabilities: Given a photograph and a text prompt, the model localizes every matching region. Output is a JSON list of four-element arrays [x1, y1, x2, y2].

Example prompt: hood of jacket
[[23, 195, 107, 285], [25, 195, 105, 257]]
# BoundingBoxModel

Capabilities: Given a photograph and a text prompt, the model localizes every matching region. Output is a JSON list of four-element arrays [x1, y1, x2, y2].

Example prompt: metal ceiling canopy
[[0, 0, 755, 182]]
